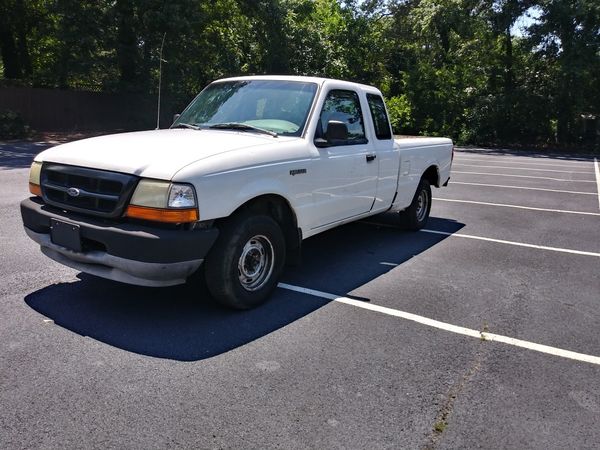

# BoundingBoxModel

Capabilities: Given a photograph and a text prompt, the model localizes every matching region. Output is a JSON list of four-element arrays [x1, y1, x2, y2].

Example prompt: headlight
[[168, 184, 196, 208], [127, 179, 198, 223], [29, 161, 42, 185], [130, 179, 171, 208], [29, 161, 42, 196]]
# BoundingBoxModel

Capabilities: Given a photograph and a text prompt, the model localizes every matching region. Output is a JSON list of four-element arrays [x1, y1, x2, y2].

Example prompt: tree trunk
[[0, 30, 21, 78], [14, 0, 32, 77], [556, 14, 576, 145], [116, 0, 138, 88], [556, 75, 573, 144], [502, 24, 514, 140]]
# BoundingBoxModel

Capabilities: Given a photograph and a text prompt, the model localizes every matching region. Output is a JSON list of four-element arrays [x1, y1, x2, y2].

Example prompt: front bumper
[[21, 197, 219, 287]]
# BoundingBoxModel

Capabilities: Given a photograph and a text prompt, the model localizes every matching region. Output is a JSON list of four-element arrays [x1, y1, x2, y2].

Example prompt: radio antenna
[[156, 32, 167, 130]]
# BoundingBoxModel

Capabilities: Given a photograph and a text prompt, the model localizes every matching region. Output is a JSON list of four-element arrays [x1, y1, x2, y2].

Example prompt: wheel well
[[422, 165, 440, 188], [227, 195, 301, 265]]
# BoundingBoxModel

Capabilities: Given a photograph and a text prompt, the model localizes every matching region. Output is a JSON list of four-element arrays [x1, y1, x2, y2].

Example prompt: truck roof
[[216, 75, 382, 94]]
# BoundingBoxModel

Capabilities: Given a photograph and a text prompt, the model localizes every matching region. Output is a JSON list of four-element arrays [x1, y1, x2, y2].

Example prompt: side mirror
[[326, 120, 348, 141], [314, 120, 348, 148], [172, 113, 181, 124]]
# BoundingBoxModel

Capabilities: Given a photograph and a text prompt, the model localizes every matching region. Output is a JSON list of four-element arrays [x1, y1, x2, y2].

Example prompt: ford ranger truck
[[21, 76, 453, 309]]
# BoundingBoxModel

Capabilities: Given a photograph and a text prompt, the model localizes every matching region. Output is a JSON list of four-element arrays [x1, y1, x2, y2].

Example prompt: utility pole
[[156, 32, 167, 130]]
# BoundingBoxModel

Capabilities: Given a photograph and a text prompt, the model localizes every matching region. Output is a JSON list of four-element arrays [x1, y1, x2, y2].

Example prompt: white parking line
[[357, 222, 600, 257], [594, 158, 600, 209], [454, 151, 592, 161], [455, 156, 594, 167], [420, 229, 600, 257], [450, 181, 597, 196], [453, 163, 592, 175], [277, 283, 600, 366], [453, 171, 597, 183], [432, 198, 600, 216]]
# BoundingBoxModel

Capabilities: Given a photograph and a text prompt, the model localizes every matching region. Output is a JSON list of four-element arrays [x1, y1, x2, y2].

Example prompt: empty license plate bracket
[[50, 219, 82, 252]]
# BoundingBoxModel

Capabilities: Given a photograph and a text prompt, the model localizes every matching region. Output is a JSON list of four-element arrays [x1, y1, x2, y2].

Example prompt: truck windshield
[[172, 80, 318, 137]]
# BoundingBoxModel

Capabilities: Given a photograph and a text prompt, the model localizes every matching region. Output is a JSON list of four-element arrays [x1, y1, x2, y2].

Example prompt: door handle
[[366, 154, 377, 162]]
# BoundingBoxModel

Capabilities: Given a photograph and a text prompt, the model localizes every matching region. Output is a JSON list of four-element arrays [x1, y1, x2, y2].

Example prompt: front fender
[[189, 164, 313, 232]]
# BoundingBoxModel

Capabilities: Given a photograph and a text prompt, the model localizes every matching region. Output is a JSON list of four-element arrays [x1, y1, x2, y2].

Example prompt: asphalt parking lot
[[1, 141, 599, 449]]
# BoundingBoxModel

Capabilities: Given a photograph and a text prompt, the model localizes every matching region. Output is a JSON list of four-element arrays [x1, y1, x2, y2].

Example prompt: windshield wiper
[[208, 122, 278, 137], [171, 123, 201, 130]]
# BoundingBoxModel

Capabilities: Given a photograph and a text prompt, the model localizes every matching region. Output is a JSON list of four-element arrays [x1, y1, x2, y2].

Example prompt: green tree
[[0, 0, 34, 79], [1, 0, 597, 148], [529, 0, 600, 144]]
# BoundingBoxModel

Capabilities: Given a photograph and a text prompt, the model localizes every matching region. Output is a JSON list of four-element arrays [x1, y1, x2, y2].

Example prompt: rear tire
[[399, 179, 431, 231], [205, 213, 285, 309]]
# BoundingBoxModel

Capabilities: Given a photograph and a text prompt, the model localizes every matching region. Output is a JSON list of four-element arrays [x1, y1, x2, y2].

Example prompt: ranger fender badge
[[289, 169, 307, 176]]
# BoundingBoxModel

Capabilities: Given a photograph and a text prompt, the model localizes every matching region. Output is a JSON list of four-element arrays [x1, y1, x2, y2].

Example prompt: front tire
[[399, 179, 432, 231], [205, 213, 285, 309]]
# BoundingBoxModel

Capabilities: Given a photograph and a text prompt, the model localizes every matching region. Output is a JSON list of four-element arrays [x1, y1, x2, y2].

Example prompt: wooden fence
[[0, 87, 176, 131]]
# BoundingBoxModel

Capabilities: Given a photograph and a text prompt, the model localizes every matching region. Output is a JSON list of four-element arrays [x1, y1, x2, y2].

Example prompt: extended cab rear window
[[366, 94, 392, 140]]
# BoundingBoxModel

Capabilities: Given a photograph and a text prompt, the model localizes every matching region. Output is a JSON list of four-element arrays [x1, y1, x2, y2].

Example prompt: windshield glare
[[173, 80, 318, 137]]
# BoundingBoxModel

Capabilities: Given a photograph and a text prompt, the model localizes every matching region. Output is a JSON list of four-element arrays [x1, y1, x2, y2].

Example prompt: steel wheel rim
[[238, 234, 275, 291], [416, 189, 429, 222]]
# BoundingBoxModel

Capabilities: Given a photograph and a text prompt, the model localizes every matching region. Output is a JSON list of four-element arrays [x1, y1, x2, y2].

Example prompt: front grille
[[41, 163, 139, 218]]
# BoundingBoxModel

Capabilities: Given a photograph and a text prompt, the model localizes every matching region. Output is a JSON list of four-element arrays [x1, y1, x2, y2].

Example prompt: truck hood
[[35, 129, 294, 180]]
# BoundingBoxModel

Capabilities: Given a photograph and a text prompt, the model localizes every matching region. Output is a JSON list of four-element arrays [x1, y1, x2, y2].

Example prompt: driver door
[[310, 89, 379, 228]]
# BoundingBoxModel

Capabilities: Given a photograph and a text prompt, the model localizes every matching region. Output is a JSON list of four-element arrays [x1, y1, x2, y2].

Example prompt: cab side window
[[366, 94, 392, 140], [317, 90, 367, 145]]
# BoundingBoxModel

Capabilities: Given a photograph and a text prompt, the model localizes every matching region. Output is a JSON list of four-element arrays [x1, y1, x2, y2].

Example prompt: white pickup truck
[[22, 76, 453, 309]]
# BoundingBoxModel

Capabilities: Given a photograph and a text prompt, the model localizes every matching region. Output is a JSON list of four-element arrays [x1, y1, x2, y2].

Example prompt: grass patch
[[434, 421, 447, 433]]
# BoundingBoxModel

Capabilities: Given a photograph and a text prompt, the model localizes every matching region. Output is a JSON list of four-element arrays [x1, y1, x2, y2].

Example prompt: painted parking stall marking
[[420, 229, 600, 257], [454, 157, 595, 168], [432, 198, 600, 216], [594, 158, 600, 209], [452, 171, 597, 183], [449, 181, 597, 196], [453, 163, 593, 175], [454, 151, 594, 163], [278, 283, 600, 366], [357, 222, 600, 256]]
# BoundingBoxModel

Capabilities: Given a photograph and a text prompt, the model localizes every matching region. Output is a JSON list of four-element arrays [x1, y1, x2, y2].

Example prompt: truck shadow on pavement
[[25, 214, 464, 361]]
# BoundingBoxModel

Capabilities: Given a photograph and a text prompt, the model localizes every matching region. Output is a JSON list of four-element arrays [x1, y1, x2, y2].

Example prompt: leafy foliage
[[0, 109, 29, 139], [1, 0, 598, 147]]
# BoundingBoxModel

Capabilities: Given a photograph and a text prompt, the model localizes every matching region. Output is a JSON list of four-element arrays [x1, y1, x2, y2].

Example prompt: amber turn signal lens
[[29, 183, 42, 197], [125, 205, 199, 223]]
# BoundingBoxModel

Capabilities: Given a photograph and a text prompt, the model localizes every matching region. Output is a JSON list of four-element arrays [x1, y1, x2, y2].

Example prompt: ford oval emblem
[[67, 187, 80, 197]]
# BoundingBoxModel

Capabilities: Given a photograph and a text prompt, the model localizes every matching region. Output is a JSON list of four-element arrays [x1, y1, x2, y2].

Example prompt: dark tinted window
[[367, 94, 392, 140], [318, 90, 366, 145]]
